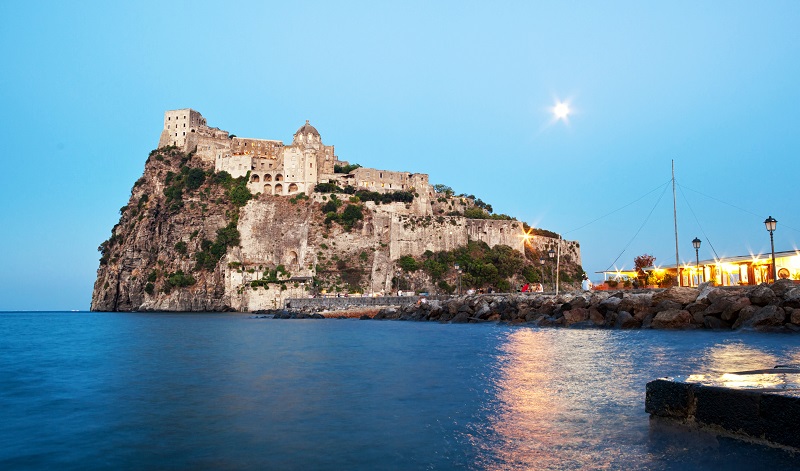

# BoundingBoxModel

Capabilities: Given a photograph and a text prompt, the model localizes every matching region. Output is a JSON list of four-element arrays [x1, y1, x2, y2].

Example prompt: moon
[[553, 102, 570, 120]]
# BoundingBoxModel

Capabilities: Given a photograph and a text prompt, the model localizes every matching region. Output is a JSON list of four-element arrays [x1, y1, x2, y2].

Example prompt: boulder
[[457, 303, 474, 314], [720, 297, 750, 322], [749, 284, 778, 306], [652, 287, 698, 306], [703, 316, 731, 330], [791, 309, 800, 326], [616, 311, 640, 329], [732, 305, 759, 329], [651, 309, 692, 329], [603, 311, 618, 328], [783, 288, 800, 309], [450, 311, 470, 323], [597, 296, 622, 313], [654, 300, 683, 312], [359, 314, 371, 320], [771, 278, 796, 297], [744, 305, 786, 329], [634, 306, 655, 322], [684, 302, 707, 315], [703, 298, 733, 317], [563, 308, 589, 326], [570, 296, 589, 309], [695, 282, 715, 303], [589, 307, 605, 326], [474, 302, 491, 319], [446, 299, 461, 314]]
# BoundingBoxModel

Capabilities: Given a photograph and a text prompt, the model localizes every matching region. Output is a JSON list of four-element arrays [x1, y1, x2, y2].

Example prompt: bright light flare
[[518, 227, 534, 245], [553, 102, 571, 120]]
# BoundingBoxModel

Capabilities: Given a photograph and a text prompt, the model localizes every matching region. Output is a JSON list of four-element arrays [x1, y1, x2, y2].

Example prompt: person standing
[[581, 275, 592, 291]]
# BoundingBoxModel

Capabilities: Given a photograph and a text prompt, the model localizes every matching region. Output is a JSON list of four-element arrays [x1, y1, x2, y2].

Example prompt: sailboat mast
[[672, 160, 680, 284]]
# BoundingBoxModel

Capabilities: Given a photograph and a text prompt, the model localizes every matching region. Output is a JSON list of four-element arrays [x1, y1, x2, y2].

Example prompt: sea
[[1, 311, 799, 470]]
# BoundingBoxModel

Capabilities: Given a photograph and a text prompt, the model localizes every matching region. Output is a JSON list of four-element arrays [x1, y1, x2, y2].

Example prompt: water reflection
[[683, 343, 800, 392], [478, 331, 800, 470], [480, 329, 641, 470]]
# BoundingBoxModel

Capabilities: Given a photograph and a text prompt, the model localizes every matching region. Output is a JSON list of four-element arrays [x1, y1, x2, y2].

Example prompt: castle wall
[[231, 137, 283, 158], [466, 219, 526, 253], [158, 109, 206, 149], [352, 167, 416, 192], [388, 215, 469, 259], [217, 154, 252, 178]]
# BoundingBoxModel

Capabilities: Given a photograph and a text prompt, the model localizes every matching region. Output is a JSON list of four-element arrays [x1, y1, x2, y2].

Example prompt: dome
[[295, 120, 320, 137]]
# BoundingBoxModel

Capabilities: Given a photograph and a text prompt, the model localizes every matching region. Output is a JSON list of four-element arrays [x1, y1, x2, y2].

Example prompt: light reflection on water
[[476, 330, 800, 470], [2, 313, 800, 470]]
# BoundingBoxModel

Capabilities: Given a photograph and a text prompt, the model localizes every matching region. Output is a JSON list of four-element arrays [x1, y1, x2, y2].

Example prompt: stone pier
[[646, 368, 800, 450]]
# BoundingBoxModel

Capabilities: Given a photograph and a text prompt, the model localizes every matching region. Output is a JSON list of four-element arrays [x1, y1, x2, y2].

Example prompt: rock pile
[[366, 280, 800, 331]]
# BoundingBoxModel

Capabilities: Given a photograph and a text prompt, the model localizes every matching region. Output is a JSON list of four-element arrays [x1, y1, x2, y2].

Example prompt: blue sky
[[1, 1, 799, 310]]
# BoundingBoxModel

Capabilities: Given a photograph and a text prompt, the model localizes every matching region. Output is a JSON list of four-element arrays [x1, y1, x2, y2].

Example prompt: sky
[[1, 1, 799, 310]]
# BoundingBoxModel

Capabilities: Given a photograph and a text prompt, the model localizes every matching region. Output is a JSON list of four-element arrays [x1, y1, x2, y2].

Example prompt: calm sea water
[[1, 312, 800, 470]]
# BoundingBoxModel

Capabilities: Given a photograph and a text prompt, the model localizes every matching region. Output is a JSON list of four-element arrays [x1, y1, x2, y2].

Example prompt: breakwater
[[288, 279, 800, 331]]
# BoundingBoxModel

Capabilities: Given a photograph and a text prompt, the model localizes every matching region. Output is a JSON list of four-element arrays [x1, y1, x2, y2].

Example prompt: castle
[[158, 108, 429, 199], [91, 108, 584, 311]]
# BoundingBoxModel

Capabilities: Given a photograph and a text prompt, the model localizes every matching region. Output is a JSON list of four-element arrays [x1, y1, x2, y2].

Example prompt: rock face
[[346, 284, 800, 331]]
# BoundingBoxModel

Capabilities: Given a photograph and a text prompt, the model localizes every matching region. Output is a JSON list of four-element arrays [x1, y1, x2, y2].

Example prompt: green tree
[[398, 255, 419, 272]]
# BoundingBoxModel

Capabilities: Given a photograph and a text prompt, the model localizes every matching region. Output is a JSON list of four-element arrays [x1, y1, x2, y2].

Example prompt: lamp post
[[395, 270, 401, 296], [692, 237, 702, 285], [553, 237, 563, 296], [454, 262, 462, 295], [548, 248, 555, 292], [764, 216, 778, 283], [539, 257, 545, 289]]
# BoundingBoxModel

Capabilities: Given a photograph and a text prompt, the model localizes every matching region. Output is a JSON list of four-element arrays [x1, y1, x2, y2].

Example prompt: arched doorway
[[274, 183, 283, 195], [264, 184, 272, 195]]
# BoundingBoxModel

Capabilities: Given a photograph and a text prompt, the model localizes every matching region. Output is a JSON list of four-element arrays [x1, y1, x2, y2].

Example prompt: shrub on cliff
[[194, 222, 241, 271], [163, 270, 196, 293], [340, 204, 363, 230], [186, 168, 206, 190]]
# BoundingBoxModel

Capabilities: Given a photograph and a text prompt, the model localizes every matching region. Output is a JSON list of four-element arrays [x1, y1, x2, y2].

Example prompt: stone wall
[[286, 295, 452, 311]]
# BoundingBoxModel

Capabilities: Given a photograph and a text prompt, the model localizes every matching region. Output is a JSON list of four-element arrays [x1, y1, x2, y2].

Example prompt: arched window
[[288, 183, 298, 193], [264, 174, 272, 182], [275, 174, 284, 182], [251, 174, 260, 182], [274, 184, 283, 195], [264, 184, 272, 195]]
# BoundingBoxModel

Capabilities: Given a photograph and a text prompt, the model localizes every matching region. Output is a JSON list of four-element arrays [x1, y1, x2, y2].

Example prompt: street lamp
[[764, 216, 778, 283], [539, 257, 545, 289], [454, 262, 462, 295], [692, 237, 702, 285], [395, 270, 401, 295], [547, 248, 555, 292]]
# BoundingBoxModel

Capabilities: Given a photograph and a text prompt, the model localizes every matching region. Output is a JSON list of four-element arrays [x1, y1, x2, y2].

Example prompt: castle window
[[183, 132, 186, 136]]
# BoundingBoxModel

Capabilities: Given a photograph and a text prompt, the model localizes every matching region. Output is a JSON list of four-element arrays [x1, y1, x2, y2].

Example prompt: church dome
[[295, 120, 320, 137]]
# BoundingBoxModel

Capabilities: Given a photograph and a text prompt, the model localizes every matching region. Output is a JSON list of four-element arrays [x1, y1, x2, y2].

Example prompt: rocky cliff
[[92, 147, 583, 311]]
